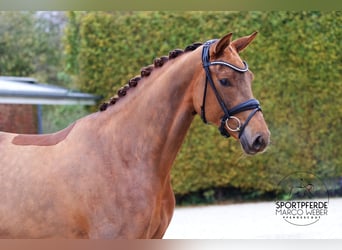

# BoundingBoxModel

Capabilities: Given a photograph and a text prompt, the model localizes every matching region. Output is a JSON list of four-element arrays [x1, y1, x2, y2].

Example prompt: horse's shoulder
[[11, 122, 76, 146]]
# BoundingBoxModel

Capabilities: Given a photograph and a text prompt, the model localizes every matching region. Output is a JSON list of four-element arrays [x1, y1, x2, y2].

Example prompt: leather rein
[[200, 39, 262, 138]]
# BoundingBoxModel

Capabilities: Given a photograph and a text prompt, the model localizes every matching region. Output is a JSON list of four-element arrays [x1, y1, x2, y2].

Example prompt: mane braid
[[99, 41, 203, 112]]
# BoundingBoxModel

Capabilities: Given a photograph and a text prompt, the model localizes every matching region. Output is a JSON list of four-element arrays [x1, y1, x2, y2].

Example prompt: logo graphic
[[275, 171, 329, 226]]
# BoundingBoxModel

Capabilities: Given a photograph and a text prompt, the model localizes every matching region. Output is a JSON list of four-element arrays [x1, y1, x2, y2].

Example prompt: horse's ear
[[231, 31, 258, 53], [213, 32, 233, 56]]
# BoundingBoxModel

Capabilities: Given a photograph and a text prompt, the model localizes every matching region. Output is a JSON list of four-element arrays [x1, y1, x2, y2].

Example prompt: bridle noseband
[[200, 39, 262, 138]]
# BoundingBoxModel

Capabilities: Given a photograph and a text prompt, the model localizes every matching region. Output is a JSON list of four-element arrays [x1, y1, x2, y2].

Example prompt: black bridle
[[200, 39, 262, 138]]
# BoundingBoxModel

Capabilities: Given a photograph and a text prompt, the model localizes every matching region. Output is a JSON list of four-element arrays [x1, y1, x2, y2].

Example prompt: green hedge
[[65, 11, 342, 196]]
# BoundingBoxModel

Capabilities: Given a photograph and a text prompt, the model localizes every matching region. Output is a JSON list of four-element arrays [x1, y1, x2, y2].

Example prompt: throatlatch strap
[[200, 77, 209, 124], [200, 39, 217, 124]]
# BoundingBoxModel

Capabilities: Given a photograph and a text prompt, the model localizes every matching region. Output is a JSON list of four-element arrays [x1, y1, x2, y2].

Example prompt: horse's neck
[[100, 50, 201, 175]]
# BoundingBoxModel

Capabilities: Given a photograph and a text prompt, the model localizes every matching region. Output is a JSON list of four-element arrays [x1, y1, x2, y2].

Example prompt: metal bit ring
[[225, 116, 241, 132]]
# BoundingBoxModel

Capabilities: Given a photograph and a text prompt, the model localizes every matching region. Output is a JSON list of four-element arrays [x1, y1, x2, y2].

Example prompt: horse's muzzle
[[240, 132, 270, 155]]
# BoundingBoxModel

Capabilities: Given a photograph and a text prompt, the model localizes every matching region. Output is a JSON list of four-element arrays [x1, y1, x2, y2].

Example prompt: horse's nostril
[[252, 135, 266, 152]]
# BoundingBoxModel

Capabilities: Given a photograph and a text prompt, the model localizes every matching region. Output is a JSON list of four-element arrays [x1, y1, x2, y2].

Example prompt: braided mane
[[99, 42, 203, 111]]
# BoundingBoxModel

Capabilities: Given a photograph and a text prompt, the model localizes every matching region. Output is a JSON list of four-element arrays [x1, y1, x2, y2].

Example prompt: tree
[[0, 12, 36, 76], [0, 11, 67, 84]]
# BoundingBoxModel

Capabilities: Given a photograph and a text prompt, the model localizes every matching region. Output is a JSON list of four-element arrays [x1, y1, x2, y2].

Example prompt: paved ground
[[164, 198, 342, 239]]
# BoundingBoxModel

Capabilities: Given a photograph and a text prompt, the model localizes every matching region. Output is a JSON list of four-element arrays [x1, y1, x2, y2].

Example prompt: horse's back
[[11, 122, 76, 146], [0, 130, 15, 146]]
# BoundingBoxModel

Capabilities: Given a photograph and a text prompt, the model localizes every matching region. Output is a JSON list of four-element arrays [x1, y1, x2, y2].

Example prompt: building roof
[[0, 76, 100, 105]]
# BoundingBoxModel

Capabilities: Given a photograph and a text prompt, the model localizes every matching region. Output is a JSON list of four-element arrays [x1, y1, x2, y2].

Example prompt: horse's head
[[193, 32, 270, 155]]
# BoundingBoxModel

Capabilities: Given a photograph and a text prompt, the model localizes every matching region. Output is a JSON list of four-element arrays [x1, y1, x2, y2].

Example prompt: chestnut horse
[[0, 32, 270, 238]]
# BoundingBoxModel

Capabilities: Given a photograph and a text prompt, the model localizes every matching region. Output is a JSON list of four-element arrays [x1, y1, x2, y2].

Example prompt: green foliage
[[64, 11, 342, 197], [42, 105, 89, 133], [0, 12, 36, 76], [0, 12, 65, 83]]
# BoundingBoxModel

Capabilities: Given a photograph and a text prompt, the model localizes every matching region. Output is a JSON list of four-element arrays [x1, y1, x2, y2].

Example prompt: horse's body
[[0, 32, 270, 238]]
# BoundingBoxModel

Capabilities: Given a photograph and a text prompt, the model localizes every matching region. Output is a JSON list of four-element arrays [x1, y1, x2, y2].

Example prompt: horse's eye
[[219, 78, 231, 87]]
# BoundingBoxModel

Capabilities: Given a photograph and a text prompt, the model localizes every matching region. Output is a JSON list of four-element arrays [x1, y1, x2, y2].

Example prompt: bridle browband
[[200, 39, 262, 138]]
